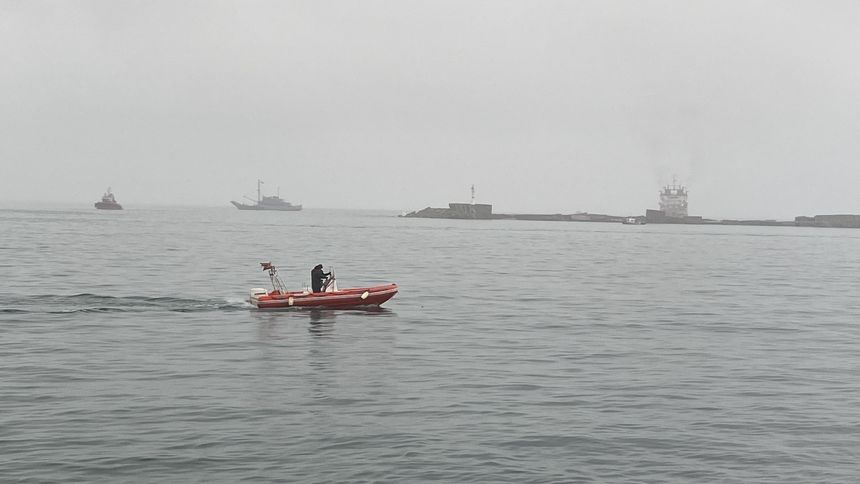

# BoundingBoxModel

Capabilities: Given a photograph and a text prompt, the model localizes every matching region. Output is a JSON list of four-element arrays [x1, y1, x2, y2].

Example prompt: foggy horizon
[[3, 1, 860, 220]]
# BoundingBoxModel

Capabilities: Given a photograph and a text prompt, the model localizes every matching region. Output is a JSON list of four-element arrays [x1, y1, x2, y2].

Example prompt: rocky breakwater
[[795, 214, 860, 228], [402, 203, 493, 220]]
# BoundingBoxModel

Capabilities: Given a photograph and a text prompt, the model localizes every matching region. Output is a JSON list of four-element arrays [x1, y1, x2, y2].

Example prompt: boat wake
[[0, 293, 252, 314]]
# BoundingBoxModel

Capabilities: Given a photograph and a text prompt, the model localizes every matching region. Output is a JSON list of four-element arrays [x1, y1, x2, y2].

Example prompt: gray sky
[[1, 0, 859, 219]]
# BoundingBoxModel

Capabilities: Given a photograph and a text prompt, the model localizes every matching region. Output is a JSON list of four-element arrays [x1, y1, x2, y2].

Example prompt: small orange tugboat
[[249, 262, 397, 310]]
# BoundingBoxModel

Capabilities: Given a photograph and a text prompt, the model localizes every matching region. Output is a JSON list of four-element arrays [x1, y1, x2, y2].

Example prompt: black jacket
[[311, 267, 331, 292]]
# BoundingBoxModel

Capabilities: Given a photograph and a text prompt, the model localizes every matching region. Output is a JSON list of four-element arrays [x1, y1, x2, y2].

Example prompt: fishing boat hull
[[250, 283, 397, 309], [95, 202, 123, 210], [230, 201, 302, 211]]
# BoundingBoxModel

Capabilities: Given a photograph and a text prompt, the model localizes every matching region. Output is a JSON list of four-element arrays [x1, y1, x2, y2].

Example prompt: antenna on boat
[[260, 262, 287, 293], [471, 184, 476, 205], [257, 179, 263, 203]]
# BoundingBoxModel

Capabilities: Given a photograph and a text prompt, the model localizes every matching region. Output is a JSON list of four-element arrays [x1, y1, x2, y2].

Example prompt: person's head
[[314, 264, 323, 270]]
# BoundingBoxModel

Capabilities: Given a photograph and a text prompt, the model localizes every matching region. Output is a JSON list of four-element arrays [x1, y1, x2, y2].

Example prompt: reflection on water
[[308, 310, 336, 337], [254, 312, 287, 341], [308, 309, 335, 323], [252, 308, 395, 339], [308, 321, 335, 337], [343, 307, 396, 317], [253, 307, 395, 339]]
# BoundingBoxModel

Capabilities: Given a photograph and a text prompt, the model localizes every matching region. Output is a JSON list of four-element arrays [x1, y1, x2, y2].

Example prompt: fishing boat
[[94, 188, 123, 210], [231, 179, 302, 211], [249, 262, 397, 309], [622, 217, 646, 225]]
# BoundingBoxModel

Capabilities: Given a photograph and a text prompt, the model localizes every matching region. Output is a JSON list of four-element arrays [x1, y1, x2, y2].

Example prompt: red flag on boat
[[260, 262, 273, 271]]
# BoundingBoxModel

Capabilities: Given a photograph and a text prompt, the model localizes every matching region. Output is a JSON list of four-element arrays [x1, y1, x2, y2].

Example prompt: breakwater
[[402, 203, 860, 228]]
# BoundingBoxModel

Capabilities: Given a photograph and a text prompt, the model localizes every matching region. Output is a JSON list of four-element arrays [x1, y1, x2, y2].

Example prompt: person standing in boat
[[311, 264, 331, 293]]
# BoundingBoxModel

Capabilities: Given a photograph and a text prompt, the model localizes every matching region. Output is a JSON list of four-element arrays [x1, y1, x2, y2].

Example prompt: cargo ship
[[644, 178, 699, 223], [231, 180, 302, 211], [659, 178, 688, 218]]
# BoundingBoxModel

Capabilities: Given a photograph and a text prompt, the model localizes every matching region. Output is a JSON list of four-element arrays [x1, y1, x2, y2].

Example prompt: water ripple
[[2, 209, 860, 482]]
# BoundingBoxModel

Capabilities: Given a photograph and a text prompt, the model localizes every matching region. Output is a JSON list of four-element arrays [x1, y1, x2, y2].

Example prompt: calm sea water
[[2, 206, 860, 483]]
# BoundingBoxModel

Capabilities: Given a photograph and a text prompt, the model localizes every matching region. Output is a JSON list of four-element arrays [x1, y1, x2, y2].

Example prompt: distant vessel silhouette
[[231, 180, 302, 211], [659, 177, 688, 218], [94, 188, 122, 210]]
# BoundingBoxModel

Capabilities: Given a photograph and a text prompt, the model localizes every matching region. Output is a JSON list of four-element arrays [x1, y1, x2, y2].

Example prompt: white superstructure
[[659, 178, 688, 218]]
